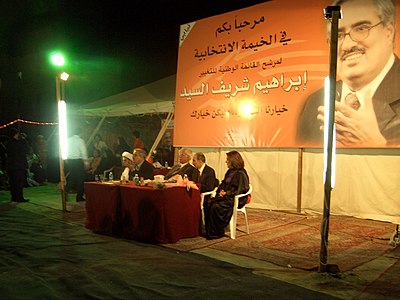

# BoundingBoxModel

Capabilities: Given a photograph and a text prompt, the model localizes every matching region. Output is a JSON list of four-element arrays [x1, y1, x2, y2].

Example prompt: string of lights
[[0, 118, 58, 129]]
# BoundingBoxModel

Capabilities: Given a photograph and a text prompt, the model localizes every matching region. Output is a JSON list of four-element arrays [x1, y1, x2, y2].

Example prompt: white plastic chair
[[200, 187, 218, 225], [228, 184, 252, 239]]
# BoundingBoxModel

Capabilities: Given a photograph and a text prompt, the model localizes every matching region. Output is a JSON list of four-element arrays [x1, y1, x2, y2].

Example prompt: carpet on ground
[[163, 209, 398, 272]]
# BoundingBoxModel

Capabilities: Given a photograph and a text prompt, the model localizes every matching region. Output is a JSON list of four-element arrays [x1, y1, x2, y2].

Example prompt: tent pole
[[173, 147, 179, 165], [319, 6, 341, 273], [86, 115, 107, 147], [47, 125, 58, 144], [297, 148, 303, 213], [147, 111, 174, 160]]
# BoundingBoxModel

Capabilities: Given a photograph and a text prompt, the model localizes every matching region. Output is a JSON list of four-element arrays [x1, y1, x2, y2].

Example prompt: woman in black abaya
[[204, 151, 250, 240]]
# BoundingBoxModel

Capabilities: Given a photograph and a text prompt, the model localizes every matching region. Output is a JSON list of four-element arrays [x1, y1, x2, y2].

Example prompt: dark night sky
[[0, 0, 265, 90], [0, 0, 269, 91]]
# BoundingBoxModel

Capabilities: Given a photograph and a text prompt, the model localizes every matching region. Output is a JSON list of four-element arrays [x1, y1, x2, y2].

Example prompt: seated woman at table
[[204, 150, 250, 240]]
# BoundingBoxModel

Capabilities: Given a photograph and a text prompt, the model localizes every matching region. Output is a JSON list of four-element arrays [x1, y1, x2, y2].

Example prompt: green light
[[51, 53, 65, 66]]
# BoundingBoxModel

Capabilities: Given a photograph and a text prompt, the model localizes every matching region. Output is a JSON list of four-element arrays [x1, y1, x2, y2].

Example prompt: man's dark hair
[[195, 152, 206, 163], [134, 148, 147, 159]]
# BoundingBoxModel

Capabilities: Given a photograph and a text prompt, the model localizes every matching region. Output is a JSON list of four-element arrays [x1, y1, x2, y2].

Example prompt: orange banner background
[[174, 0, 400, 148]]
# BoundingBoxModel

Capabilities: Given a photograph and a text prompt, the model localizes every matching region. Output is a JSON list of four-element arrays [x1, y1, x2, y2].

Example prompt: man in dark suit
[[296, 0, 400, 147], [192, 152, 217, 235], [192, 152, 217, 193], [6, 128, 29, 202], [164, 148, 199, 182], [132, 148, 154, 180]]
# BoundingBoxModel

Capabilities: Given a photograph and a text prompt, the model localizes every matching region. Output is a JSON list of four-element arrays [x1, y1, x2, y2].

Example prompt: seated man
[[192, 152, 217, 194], [164, 148, 199, 182], [132, 148, 154, 180], [120, 151, 135, 181], [85, 148, 103, 181]]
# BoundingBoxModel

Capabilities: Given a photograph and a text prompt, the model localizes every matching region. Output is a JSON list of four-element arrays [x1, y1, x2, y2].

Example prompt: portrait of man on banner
[[296, 0, 400, 148]]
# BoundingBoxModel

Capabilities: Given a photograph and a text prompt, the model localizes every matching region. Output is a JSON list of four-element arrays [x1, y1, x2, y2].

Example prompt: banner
[[174, 0, 400, 148]]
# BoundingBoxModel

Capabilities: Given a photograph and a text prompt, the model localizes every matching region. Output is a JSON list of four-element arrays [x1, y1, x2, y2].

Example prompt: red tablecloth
[[119, 184, 201, 244], [84, 182, 201, 244], [85, 182, 121, 235]]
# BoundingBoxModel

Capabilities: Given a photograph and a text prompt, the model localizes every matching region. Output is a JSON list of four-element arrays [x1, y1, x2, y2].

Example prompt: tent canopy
[[71, 75, 175, 117]]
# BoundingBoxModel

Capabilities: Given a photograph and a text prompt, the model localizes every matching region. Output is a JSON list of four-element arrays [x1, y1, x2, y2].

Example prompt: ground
[[0, 184, 399, 299]]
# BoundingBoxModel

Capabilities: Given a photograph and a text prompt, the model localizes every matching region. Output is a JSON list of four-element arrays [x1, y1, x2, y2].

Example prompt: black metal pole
[[319, 6, 341, 273]]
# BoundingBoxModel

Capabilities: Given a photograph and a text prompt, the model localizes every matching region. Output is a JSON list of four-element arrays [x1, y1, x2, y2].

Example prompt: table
[[85, 182, 121, 235], [84, 182, 201, 244], [119, 184, 200, 243]]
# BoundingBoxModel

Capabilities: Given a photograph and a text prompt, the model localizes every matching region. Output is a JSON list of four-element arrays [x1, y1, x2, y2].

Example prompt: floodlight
[[51, 53, 65, 66], [58, 100, 68, 160], [60, 72, 69, 81]]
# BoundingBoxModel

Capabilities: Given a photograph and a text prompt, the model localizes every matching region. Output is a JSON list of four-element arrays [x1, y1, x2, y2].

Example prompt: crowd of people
[[65, 130, 148, 202], [0, 128, 49, 202], [0, 128, 154, 201], [64, 129, 175, 202], [1, 125, 251, 240]]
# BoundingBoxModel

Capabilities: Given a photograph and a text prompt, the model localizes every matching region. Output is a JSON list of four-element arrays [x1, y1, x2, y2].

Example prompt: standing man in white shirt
[[66, 128, 88, 202]]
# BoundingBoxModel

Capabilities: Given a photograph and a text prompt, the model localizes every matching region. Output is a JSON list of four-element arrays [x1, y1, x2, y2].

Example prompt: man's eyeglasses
[[337, 21, 383, 43]]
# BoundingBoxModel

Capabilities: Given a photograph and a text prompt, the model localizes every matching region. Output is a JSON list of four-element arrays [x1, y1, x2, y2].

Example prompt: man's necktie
[[344, 93, 361, 110], [170, 164, 181, 174], [165, 164, 181, 179]]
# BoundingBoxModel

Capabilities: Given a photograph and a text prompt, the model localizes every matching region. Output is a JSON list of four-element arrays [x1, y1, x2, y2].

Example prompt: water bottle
[[165, 161, 168, 168], [134, 174, 140, 186], [109, 172, 114, 181], [183, 174, 189, 191]]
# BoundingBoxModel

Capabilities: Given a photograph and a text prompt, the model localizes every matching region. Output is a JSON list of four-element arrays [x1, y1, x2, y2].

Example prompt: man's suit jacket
[[200, 164, 217, 193], [131, 160, 154, 180], [165, 163, 199, 182], [296, 56, 400, 147], [179, 163, 199, 182]]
